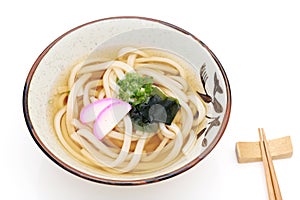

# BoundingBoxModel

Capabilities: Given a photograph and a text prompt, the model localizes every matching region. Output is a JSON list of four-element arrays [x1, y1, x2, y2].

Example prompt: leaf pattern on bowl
[[197, 63, 224, 147]]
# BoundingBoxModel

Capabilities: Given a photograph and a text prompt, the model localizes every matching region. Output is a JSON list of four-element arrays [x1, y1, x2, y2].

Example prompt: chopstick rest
[[236, 129, 292, 200], [236, 136, 293, 163]]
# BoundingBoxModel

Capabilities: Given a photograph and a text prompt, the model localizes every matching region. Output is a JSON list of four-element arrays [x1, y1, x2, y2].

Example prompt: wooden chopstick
[[259, 128, 275, 200], [258, 128, 282, 200], [261, 128, 282, 200]]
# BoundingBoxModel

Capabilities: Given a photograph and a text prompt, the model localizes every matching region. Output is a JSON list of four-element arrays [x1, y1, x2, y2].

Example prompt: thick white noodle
[[77, 135, 116, 167], [117, 47, 149, 58], [109, 61, 135, 72], [158, 123, 183, 165], [178, 100, 193, 138], [182, 130, 197, 155], [134, 63, 178, 75], [79, 61, 135, 75], [108, 71, 119, 93], [97, 89, 105, 99], [90, 96, 98, 102], [77, 129, 118, 158], [72, 119, 92, 132], [70, 132, 82, 145], [159, 123, 176, 139], [102, 68, 112, 97], [78, 61, 113, 74], [79, 149, 127, 174], [138, 68, 184, 90], [135, 56, 186, 78], [112, 68, 125, 80], [108, 115, 133, 167], [169, 75, 189, 92], [76, 87, 84, 97], [83, 80, 102, 106], [127, 54, 137, 67], [68, 60, 85, 88], [108, 130, 139, 141], [188, 93, 206, 126], [54, 107, 89, 163], [66, 73, 92, 134], [118, 132, 148, 172]]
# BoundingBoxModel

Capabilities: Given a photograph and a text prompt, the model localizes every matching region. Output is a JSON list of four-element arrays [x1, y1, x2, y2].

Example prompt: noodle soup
[[24, 17, 231, 185], [50, 47, 208, 174]]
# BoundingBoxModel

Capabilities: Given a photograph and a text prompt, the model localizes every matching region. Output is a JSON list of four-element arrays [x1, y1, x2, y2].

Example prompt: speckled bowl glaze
[[23, 16, 231, 185]]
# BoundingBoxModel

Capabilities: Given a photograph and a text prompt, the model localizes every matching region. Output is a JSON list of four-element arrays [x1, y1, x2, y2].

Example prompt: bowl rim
[[23, 16, 232, 186]]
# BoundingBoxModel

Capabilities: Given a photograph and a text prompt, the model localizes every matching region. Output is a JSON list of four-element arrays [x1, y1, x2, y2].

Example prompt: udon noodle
[[52, 47, 207, 174]]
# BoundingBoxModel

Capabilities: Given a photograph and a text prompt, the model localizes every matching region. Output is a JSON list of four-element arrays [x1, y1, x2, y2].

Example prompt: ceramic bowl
[[23, 16, 231, 185]]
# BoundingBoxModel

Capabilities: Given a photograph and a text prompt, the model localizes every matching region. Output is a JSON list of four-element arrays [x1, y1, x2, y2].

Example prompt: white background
[[1, 0, 299, 199]]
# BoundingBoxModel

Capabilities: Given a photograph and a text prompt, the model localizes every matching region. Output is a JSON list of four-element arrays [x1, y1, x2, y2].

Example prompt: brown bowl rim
[[23, 16, 232, 186]]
